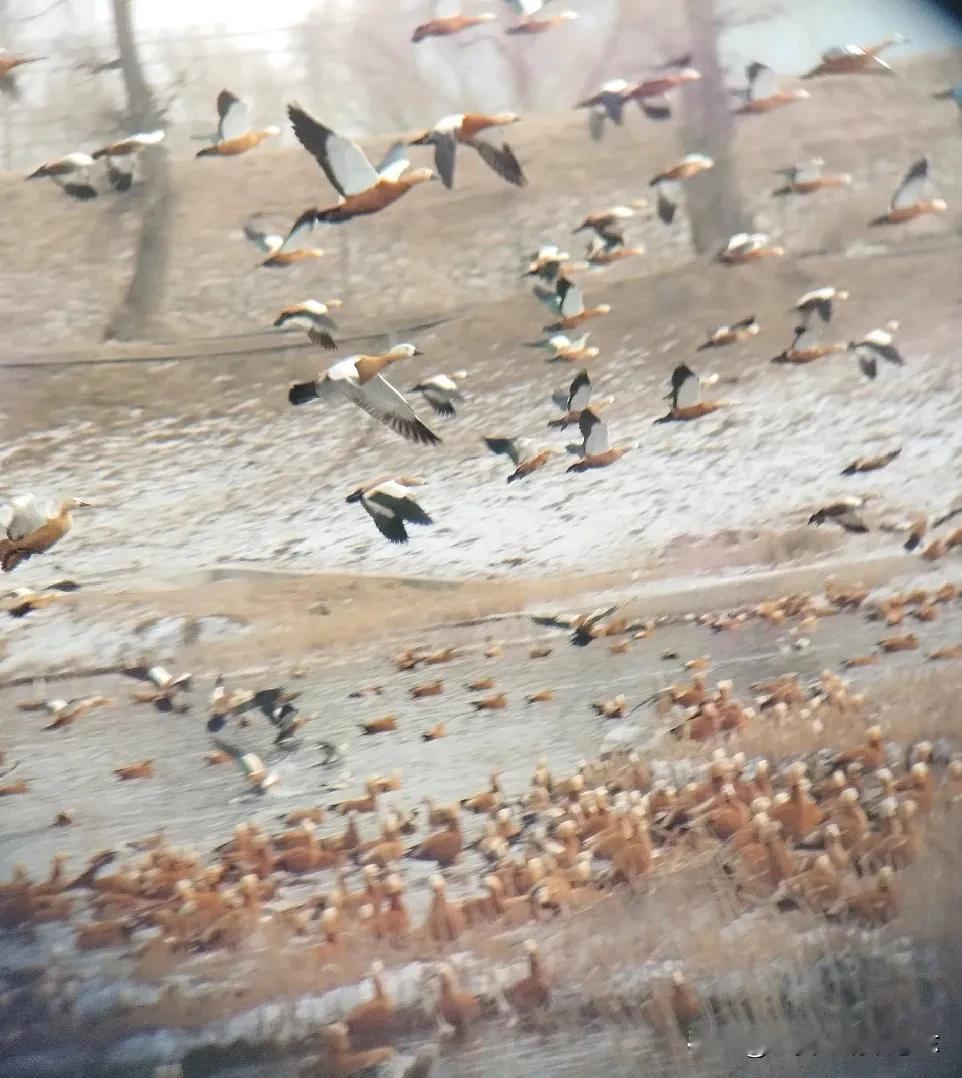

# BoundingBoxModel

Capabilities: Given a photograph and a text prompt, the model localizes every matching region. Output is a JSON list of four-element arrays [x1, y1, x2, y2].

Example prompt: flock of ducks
[[3, 572, 962, 1072], [3, 10, 962, 1073]]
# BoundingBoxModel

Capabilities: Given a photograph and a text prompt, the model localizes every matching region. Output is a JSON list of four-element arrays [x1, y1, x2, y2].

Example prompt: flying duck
[[505, 9, 578, 34], [257, 213, 326, 267], [697, 315, 758, 349], [842, 448, 901, 476], [288, 345, 440, 444], [195, 90, 279, 157], [548, 368, 606, 429], [409, 112, 526, 188], [540, 332, 599, 362], [211, 738, 278, 793], [573, 205, 637, 247], [576, 81, 633, 137], [484, 437, 558, 482], [0, 495, 91, 573], [346, 476, 433, 544], [288, 103, 437, 224], [869, 158, 946, 225], [773, 158, 852, 195], [411, 12, 497, 42], [849, 321, 904, 379], [717, 232, 784, 263], [649, 154, 714, 224], [622, 68, 702, 118], [567, 409, 632, 472], [25, 153, 98, 201], [772, 324, 846, 364], [542, 277, 611, 332], [90, 129, 164, 191], [808, 500, 868, 533], [0, 50, 42, 98], [803, 33, 906, 78], [585, 234, 643, 265], [523, 244, 573, 282], [273, 300, 341, 349], [932, 84, 962, 111], [410, 370, 467, 416], [793, 286, 850, 325], [656, 364, 726, 422], [735, 63, 810, 113]]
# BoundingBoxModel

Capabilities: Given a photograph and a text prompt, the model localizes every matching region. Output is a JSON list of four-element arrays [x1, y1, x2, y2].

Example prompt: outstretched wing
[[747, 63, 778, 101], [472, 134, 526, 187], [654, 178, 682, 224], [366, 483, 433, 525], [243, 214, 285, 254], [484, 436, 525, 466], [217, 90, 250, 142], [891, 157, 929, 211], [277, 214, 322, 254], [670, 364, 700, 410], [344, 374, 441, 445], [579, 408, 610, 455], [376, 141, 410, 182], [288, 103, 378, 198], [567, 369, 592, 411], [556, 277, 584, 318], [431, 130, 458, 189]]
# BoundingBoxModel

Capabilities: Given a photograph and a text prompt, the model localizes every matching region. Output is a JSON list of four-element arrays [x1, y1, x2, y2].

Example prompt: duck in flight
[[656, 364, 727, 422], [411, 12, 497, 42], [288, 104, 437, 225], [0, 495, 92, 573], [734, 63, 810, 114], [272, 300, 341, 349], [26, 152, 98, 201], [869, 158, 946, 225], [195, 90, 279, 157], [548, 368, 612, 429], [717, 232, 784, 263], [649, 154, 714, 224], [849, 322, 904, 379], [484, 437, 558, 483], [91, 129, 165, 191], [409, 112, 526, 188], [0, 49, 42, 99], [410, 370, 467, 416], [540, 277, 611, 332], [809, 500, 869, 533], [567, 409, 632, 472], [346, 477, 434, 544], [697, 315, 758, 350], [773, 158, 852, 196], [803, 33, 907, 78], [288, 344, 441, 445]]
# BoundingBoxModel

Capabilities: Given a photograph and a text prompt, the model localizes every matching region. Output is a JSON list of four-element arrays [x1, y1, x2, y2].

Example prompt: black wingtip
[[288, 380, 318, 406]]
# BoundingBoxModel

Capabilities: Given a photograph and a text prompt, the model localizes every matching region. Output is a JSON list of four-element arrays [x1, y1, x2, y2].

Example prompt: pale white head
[[262, 125, 281, 136], [384, 343, 424, 359]]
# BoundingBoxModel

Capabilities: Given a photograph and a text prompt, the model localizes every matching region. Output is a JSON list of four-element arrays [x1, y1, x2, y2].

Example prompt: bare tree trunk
[[104, 0, 174, 341], [679, 0, 748, 255]]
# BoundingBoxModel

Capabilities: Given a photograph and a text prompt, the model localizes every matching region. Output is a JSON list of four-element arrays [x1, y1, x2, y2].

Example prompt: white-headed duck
[[849, 322, 904, 379], [542, 277, 611, 332], [773, 158, 852, 195], [649, 153, 714, 223], [841, 448, 901, 475], [803, 33, 907, 78], [656, 363, 727, 422], [808, 500, 868, 534], [697, 314, 758, 349], [410, 369, 467, 416], [717, 231, 784, 263]]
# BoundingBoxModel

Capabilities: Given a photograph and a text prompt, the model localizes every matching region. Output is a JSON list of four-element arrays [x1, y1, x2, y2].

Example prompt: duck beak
[[413, 348, 424, 356], [345, 490, 363, 504]]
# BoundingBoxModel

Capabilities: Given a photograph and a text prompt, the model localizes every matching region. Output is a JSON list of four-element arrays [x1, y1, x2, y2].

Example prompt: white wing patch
[[326, 134, 380, 196], [749, 65, 779, 101], [676, 371, 701, 409], [583, 415, 610, 456], [558, 281, 585, 318], [278, 215, 320, 253], [219, 98, 251, 142]]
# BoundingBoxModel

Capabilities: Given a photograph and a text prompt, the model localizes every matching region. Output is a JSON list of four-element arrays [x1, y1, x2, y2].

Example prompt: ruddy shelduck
[[717, 232, 784, 263], [849, 322, 904, 380], [91, 129, 164, 191], [288, 344, 441, 445], [0, 495, 92, 573], [656, 363, 727, 422], [409, 112, 526, 188], [0, 49, 42, 99], [697, 314, 758, 349], [793, 286, 850, 325], [809, 500, 868, 533], [195, 90, 279, 157], [345, 476, 433, 544], [772, 324, 846, 364], [573, 205, 637, 247], [410, 369, 467, 416], [548, 368, 604, 430], [542, 277, 611, 332], [649, 153, 714, 224], [484, 436, 558, 482], [411, 12, 497, 42], [257, 214, 326, 268], [540, 332, 599, 362], [288, 103, 437, 224], [735, 63, 810, 113], [25, 153, 98, 201], [841, 448, 901, 475], [803, 33, 906, 78], [273, 300, 341, 348], [870, 158, 946, 225], [505, 9, 578, 35], [773, 158, 852, 195], [567, 408, 632, 472]]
